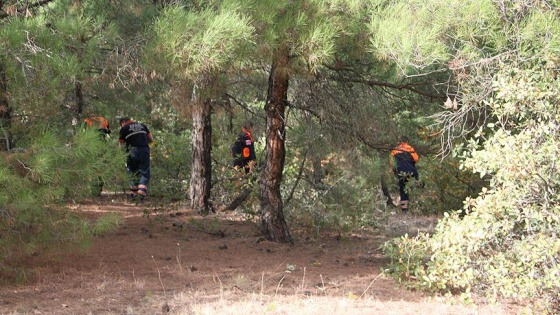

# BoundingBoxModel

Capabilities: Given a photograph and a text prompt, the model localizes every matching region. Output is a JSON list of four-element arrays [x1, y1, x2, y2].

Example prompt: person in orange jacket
[[83, 115, 111, 195], [231, 121, 256, 174], [84, 115, 111, 138], [390, 136, 419, 212]]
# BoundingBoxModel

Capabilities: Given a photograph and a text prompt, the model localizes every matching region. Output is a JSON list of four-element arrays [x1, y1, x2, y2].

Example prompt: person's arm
[[411, 151, 419, 163], [249, 148, 256, 161], [248, 137, 256, 160], [410, 145, 419, 163], [140, 123, 152, 143], [118, 127, 126, 148]]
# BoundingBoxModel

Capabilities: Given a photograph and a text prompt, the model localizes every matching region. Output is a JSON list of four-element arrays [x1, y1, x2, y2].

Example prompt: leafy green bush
[[281, 149, 392, 235], [149, 128, 192, 202], [383, 61, 560, 312], [414, 156, 485, 214]]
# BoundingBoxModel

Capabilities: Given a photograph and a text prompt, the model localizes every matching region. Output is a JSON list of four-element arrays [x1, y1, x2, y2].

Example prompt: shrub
[[0, 128, 126, 275], [383, 61, 560, 312]]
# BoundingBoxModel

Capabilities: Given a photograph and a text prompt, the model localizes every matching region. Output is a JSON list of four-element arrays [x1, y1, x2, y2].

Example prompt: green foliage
[[383, 60, 560, 311], [0, 0, 121, 146], [369, 0, 503, 74], [375, 2, 560, 310], [415, 157, 485, 214], [91, 212, 123, 237], [0, 128, 127, 270], [280, 149, 466, 235], [150, 3, 255, 79], [149, 128, 192, 202], [381, 232, 431, 285], [281, 143, 389, 235]]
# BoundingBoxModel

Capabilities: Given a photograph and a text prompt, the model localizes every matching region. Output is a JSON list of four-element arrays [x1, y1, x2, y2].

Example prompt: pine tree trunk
[[259, 50, 293, 244], [189, 98, 212, 214], [0, 62, 12, 151], [75, 80, 84, 116]]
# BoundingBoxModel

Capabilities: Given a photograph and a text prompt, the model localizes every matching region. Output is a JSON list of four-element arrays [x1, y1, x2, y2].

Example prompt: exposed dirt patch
[[0, 196, 521, 314]]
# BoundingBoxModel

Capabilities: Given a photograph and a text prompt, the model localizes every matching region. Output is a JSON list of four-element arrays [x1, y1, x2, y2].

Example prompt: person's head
[[119, 117, 132, 127], [242, 121, 253, 131], [83, 112, 96, 121]]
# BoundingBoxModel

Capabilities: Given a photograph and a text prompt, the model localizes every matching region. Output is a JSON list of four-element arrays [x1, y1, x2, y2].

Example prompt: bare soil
[[0, 196, 522, 315]]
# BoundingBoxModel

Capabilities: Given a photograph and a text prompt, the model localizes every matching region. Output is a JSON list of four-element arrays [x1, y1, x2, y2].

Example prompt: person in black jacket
[[118, 117, 153, 201], [231, 121, 256, 174]]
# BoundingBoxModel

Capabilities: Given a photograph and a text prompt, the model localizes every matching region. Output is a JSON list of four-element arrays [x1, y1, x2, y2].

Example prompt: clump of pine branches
[[0, 128, 126, 278]]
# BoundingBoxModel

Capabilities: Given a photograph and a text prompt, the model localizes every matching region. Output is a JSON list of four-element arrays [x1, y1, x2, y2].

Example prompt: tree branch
[[0, 0, 55, 20], [284, 148, 308, 206], [224, 93, 265, 120], [332, 76, 441, 99]]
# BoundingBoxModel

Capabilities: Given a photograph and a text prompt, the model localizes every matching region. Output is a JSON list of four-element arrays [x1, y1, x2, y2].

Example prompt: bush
[[149, 128, 192, 202], [0, 128, 126, 275], [383, 61, 560, 312]]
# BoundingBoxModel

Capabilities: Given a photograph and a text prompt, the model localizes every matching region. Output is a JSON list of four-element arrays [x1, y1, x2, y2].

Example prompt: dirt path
[[0, 197, 519, 314]]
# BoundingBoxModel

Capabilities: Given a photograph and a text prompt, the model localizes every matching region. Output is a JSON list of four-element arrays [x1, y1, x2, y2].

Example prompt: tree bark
[[0, 62, 12, 151], [259, 49, 293, 244], [75, 80, 84, 115], [189, 94, 213, 214]]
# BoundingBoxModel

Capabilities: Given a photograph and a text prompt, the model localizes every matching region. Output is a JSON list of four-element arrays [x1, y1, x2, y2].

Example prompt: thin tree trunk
[[75, 80, 84, 116], [284, 149, 307, 206], [0, 62, 12, 151], [189, 94, 213, 214], [259, 49, 292, 244]]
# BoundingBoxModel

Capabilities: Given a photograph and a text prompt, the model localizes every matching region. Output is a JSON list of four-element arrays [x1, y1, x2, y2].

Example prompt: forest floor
[[0, 195, 526, 315]]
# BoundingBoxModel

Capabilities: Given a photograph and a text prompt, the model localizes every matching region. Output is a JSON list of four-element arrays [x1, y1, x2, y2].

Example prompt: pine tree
[[241, 0, 373, 243], [149, 2, 255, 213], [0, 0, 129, 263]]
